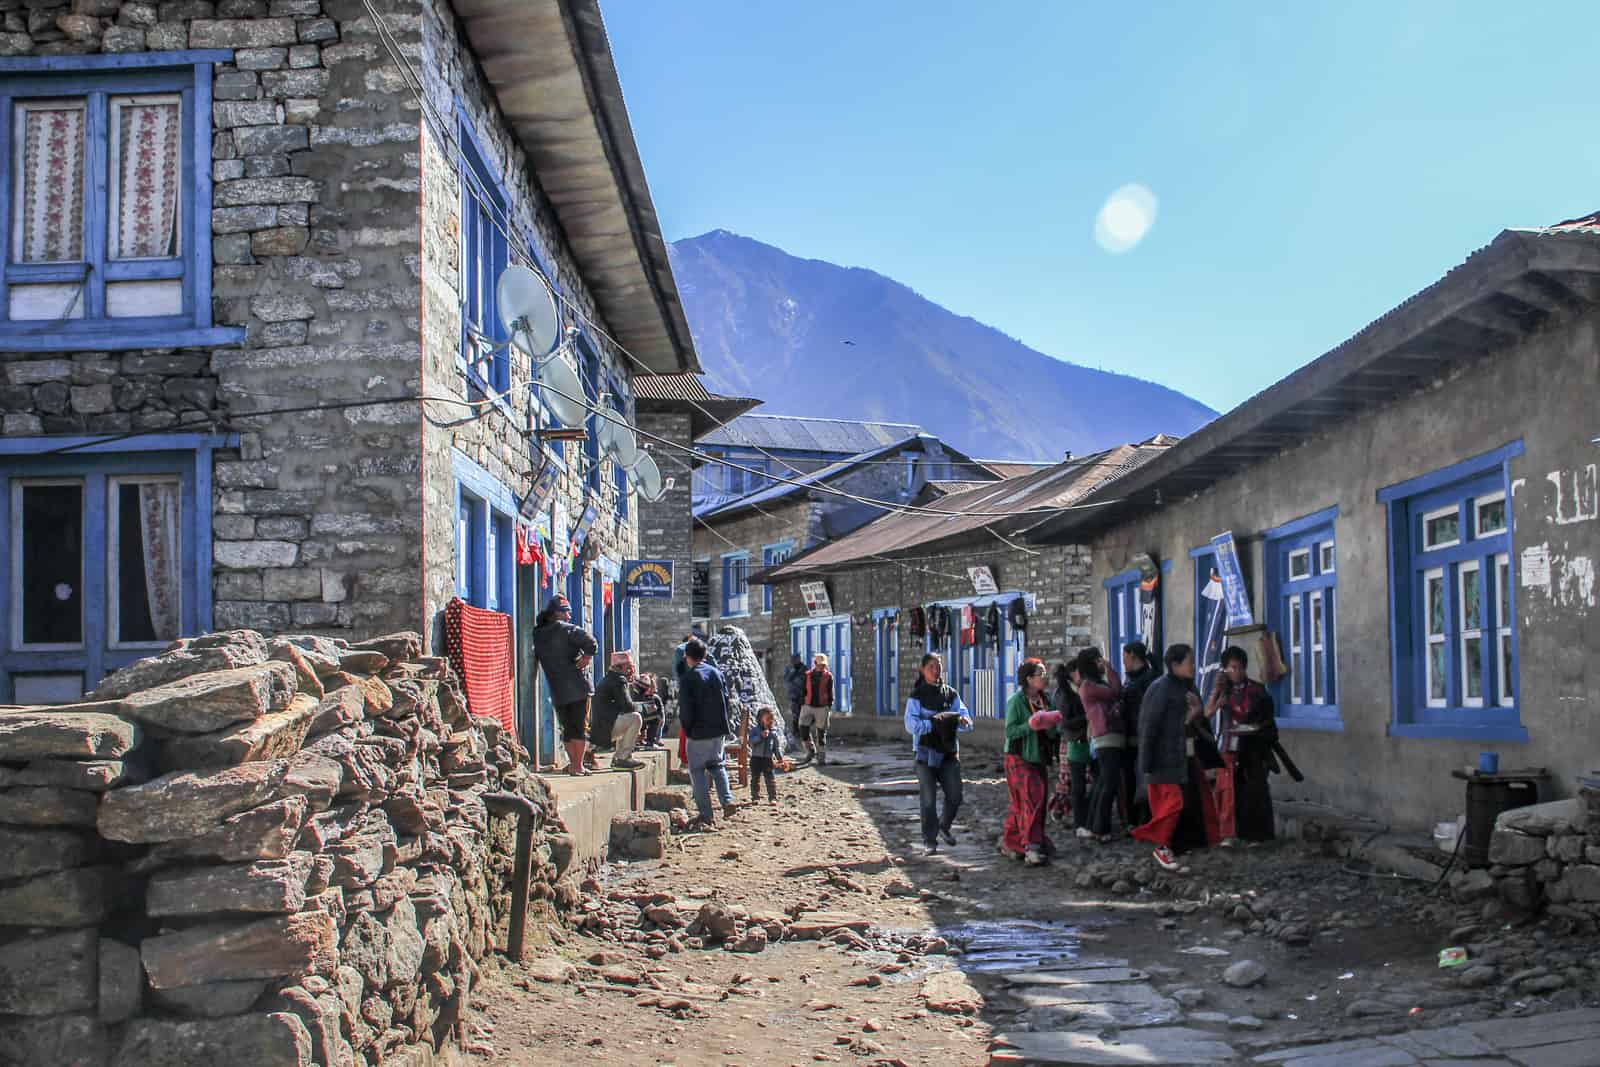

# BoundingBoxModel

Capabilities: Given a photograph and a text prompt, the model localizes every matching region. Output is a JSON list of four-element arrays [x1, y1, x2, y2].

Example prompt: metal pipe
[[482, 790, 537, 962]]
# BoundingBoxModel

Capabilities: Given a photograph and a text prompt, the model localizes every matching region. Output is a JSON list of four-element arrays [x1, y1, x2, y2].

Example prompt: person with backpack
[[799, 653, 835, 766], [903, 652, 973, 856], [1002, 658, 1060, 867]]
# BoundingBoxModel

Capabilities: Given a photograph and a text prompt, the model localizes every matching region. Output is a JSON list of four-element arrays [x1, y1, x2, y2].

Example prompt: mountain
[[667, 230, 1216, 462]]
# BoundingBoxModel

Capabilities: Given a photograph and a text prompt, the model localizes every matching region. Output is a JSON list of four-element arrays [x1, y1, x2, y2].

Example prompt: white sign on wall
[[800, 581, 833, 618], [1521, 544, 1550, 589], [968, 566, 998, 596]]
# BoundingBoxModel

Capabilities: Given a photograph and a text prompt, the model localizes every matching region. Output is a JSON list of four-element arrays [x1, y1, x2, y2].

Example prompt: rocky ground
[[468, 740, 1600, 1066]]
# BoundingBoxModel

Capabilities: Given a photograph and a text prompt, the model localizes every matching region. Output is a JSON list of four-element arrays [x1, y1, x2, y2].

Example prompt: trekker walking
[[1048, 660, 1092, 836], [678, 637, 738, 829], [903, 652, 973, 856], [533, 594, 598, 776], [747, 706, 784, 804], [1133, 644, 1213, 871], [799, 653, 836, 766], [783, 654, 808, 727], [1002, 658, 1060, 867], [589, 652, 645, 770], [1207, 645, 1278, 843], [1079, 648, 1127, 841]]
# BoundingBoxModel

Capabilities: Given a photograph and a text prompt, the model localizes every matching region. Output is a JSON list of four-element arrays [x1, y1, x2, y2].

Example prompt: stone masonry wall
[[694, 498, 817, 687], [1471, 793, 1600, 929], [0, 628, 573, 1066], [635, 409, 693, 682], [416, 0, 637, 655], [770, 540, 1094, 718]]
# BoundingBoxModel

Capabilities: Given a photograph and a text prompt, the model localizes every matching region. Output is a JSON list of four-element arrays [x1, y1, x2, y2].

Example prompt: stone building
[[760, 442, 1171, 723], [0, 0, 699, 760], [691, 414, 993, 696], [1028, 216, 1600, 828]]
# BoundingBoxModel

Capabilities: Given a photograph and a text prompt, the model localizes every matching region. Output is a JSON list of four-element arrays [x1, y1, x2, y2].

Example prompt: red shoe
[[1152, 846, 1181, 872]]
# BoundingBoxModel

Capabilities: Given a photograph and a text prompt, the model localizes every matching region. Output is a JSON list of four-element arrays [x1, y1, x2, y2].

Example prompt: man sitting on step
[[590, 652, 645, 770]]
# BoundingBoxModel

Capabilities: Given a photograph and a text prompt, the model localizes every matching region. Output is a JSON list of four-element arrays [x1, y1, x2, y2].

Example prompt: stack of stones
[[0, 628, 574, 1067], [1476, 790, 1600, 926]]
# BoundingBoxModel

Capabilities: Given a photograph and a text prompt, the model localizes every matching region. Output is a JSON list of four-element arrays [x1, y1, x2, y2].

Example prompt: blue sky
[[605, 1, 1599, 413]]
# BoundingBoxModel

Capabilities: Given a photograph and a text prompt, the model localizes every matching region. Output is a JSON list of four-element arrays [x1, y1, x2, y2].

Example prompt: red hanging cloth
[[443, 597, 514, 730]]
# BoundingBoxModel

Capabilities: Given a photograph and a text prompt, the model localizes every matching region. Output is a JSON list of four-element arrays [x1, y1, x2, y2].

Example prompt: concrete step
[[542, 745, 678, 863]]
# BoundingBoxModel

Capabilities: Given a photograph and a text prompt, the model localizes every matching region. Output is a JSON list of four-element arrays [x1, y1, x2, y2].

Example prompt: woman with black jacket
[[1048, 661, 1092, 835]]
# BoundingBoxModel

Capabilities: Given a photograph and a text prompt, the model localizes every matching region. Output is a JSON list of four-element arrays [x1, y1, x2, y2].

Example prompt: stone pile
[[1473, 791, 1600, 926], [0, 628, 572, 1067]]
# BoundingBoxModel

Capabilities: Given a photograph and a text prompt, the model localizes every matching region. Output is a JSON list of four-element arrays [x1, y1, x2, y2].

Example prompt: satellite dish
[[536, 355, 587, 427], [496, 265, 560, 361], [634, 450, 666, 502], [601, 417, 642, 470]]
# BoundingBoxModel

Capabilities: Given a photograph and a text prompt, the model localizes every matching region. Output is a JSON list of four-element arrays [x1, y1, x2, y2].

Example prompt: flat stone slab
[[788, 912, 873, 938], [1254, 1039, 1398, 1063], [991, 1026, 1235, 1065], [1504, 1040, 1600, 1067], [1377, 1026, 1498, 1059], [1006, 981, 1173, 1008], [856, 779, 921, 796], [1467, 1008, 1600, 1051], [1001, 967, 1147, 985], [0, 708, 138, 761]]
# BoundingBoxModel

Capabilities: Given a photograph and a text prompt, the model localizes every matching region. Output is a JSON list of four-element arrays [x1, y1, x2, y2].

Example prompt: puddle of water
[[935, 919, 1086, 973]]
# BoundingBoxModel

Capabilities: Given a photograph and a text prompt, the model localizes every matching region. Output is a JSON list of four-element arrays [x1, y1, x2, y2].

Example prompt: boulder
[[99, 939, 144, 1023], [146, 853, 313, 916], [268, 641, 325, 701], [1496, 798, 1585, 836], [921, 970, 983, 1014], [140, 911, 338, 988], [0, 785, 100, 826], [148, 795, 309, 864], [99, 759, 290, 842], [115, 1013, 312, 1067], [0, 929, 98, 1016], [1557, 864, 1600, 902], [282, 752, 343, 811], [0, 865, 118, 926], [12, 758, 135, 791], [307, 686, 364, 736], [691, 902, 740, 942], [0, 826, 95, 879], [644, 788, 690, 812], [347, 632, 422, 662], [89, 638, 267, 700], [1452, 868, 1497, 903], [1489, 829, 1548, 866], [0, 708, 138, 761], [120, 662, 297, 734], [159, 692, 318, 769], [1222, 960, 1268, 988]]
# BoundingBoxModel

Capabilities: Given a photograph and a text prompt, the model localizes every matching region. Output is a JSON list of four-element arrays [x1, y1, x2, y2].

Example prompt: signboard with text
[[800, 581, 833, 618], [622, 559, 674, 599], [1209, 531, 1254, 628], [968, 566, 998, 596]]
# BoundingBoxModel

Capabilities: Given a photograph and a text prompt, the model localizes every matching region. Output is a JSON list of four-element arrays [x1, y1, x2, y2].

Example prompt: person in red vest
[[799, 653, 836, 766]]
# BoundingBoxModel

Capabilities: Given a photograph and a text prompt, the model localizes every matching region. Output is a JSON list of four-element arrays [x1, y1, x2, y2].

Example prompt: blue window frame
[[0, 432, 228, 701], [0, 51, 240, 351], [760, 540, 793, 613], [872, 607, 898, 716], [457, 117, 511, 398], [580, 335, 602, 493], [1380, 441, 1524, 741], [608, 383, 628, 519], [452, 452, 515, 617], [1104, 562, 1165, 661], [1263, 507, 1341, 730], [721, 551, 749, 617]]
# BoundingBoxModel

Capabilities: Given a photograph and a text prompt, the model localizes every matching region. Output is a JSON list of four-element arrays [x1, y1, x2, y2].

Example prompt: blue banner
[[1209, 531, 1254, 628], [622, 559, 674, 599]]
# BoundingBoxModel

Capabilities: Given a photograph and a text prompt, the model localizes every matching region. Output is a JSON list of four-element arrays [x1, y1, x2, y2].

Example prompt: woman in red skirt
[[1002, 658, 1060, 866]]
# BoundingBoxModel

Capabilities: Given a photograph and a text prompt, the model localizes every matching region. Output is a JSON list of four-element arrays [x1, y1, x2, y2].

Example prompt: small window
[[1422, 506, 1461, 550], [108, 477, 181, 647], [1287, 547, 1311, 580], [1318, 541, 1335, 573], [722, 553, 749, 617], [1476, 493, 1507, 537], [13, 480, 84, 648]]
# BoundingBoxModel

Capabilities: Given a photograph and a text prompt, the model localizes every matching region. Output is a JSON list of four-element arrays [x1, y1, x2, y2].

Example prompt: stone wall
[[694, 497, 817, 683], [1472, 792, 1600, 929], [770, 540, 1094, 718], [0, 628, 574, 1066], [635, 409, 694, 682]]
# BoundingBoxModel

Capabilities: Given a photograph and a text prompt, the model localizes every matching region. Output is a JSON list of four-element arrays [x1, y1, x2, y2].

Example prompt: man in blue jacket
[[677, 637, 738, 828], [904, 652, 972, 856]]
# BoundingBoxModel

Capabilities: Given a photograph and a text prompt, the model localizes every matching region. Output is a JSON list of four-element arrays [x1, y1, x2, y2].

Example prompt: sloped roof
[[1029, 219, 1600, 543], [975, 460, 1055, 480], [696, 432, 928, 522], [632, 373, 759, 439], [698, 413, 924, 454], [758, 441, 1172, 582]]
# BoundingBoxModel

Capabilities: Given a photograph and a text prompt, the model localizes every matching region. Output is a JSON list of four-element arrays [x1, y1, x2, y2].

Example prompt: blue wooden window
[[1263, 507, 1341, 730], [608, 381, 628, 518], [760, 540, 793, 613], [580, 335, 602, 493], [872, 608, 898, 716], [457, 118, 511, 397], [451, 452, 516, 618], [1380, 442, 1524, 741], [721, 551, 749, 617], [0, 432, 227, 701], [0, 51, 239, 351]]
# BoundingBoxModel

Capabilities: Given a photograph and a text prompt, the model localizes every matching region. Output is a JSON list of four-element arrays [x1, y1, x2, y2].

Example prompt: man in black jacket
[[678, 638, 738, 827], [1120, 641, 1159, 822], [533, 595, 598, 776], [590, 652, 644, 770], [1133, 644, 1205, 871]]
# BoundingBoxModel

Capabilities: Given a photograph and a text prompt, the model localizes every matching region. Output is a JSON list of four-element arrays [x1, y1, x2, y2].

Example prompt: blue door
[[874, 610, 899, 716]]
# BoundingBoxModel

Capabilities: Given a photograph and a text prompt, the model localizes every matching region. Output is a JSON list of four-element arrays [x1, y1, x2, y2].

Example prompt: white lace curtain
[[137, 481, 180, 641]]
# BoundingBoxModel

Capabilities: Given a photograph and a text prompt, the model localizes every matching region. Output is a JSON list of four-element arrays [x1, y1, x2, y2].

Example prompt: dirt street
[[469, 740, 1600, 1066]]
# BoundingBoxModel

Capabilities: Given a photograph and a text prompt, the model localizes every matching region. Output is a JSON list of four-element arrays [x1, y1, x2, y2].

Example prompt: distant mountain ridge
[[668, 230, 1216, 462]]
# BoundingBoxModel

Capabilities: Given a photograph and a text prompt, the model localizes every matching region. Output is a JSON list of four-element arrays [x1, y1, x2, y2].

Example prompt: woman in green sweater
[[1002, 658, 1061, 866]]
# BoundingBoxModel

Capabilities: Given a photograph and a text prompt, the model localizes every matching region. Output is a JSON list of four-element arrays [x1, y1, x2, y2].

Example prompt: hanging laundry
[[1009, 598, 1029, 633], [958, 605, 976, 646], [443, 597, 514, 730], [908, 605, 927, 638], [985, 603, 1003, 644]]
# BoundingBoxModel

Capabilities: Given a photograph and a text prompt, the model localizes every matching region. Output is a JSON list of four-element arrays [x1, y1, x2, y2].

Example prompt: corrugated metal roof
[[632, 373, 715, 403], [759, 442, 1172, 580], [976, 460, 1055, 479], [695, 432, 926, 521], [698, 413, 924, 453]]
